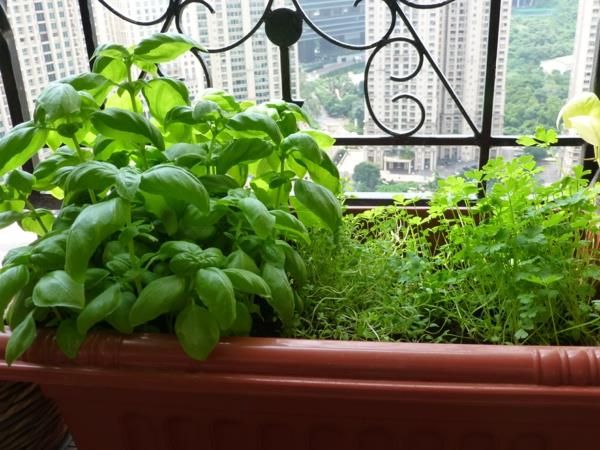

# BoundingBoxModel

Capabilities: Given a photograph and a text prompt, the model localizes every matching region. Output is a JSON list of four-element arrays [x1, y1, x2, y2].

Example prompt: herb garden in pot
[[0, 34, 599, 450]]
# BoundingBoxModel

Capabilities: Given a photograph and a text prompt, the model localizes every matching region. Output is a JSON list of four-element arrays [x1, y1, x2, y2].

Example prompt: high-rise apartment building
[[0, 0, 89, 136], [93, 0, 299, 103], [297, 0, 365, 64], [559, 0, 600, 173], [363, 0, 511, 177]]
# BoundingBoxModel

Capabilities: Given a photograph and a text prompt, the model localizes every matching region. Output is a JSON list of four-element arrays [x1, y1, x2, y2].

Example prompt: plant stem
[[275, 155, 286, 208], [25, 200, 49, 234], [71, 135, 98, 203], [126, 64, 139, 114]]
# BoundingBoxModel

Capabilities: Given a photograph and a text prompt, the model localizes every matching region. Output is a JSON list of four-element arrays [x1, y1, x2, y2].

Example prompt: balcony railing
[[0, 0, 598, 206]]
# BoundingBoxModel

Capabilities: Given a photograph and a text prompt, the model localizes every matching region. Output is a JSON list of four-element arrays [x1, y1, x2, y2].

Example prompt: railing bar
[[478, 0, 502, 171], [77, 0, 98, 64], [333, 135, 583, 147], [392, 2, 481, 137]]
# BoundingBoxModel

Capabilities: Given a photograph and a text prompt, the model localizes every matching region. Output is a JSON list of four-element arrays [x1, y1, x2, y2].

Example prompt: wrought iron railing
[[1, 0, 598, 205]]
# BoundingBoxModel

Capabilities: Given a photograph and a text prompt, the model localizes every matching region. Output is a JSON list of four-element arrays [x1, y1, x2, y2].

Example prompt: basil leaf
[[229, 302, 252, 335], [129, 275, 186, 326], [92, 56, 128, 84], [91, 108, 164, 151], [106, 291, 136, 334], [238, 197, 275, 240], [293, 179, 342, 233], [175, 302, 219, 360], [20, 209, 54, 237], [77, 284, 121, 334], [37, 83, 82, 122], [216, 138, 273, 174], [227, 111, 282, 144], [0, 211, 24, 230], [222, 268, 271, 297], [133, 33, 204, 64], [115, 167, 141, 201], [60, 73, 113, 104], [63, 161, 119, 193], [65, 198, 129, 282], [142, 78, 190, 124], [270, 209, 310, 244], [7, 169, 35, 194], [0, 265, 29, 317], [282, 133, 322, 164], [261, 263, 294, 325], [0, 123, 48, 177], [32, 270, 85, 309], [141, 165, 209, 214], [56, 318, 85, 359], [225, 249, 260, 274], [195, 267, 236, 330], [5, 311, 36, 366]]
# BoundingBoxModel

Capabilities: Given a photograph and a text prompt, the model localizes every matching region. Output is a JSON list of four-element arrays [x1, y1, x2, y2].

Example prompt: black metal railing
[[1, 0, 598, 205]]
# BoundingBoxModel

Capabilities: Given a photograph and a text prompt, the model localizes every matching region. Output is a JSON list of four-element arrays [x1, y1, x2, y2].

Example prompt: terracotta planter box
[[0, 331, 599, 450]]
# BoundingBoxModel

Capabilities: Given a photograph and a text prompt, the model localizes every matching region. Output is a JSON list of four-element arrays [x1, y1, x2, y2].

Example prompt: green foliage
[[504, 0, 578, 134], [294, 156, 600, 346], [301, 73, 364, 132], [0, 33, 341, 364], [352, 162, 381, 191]]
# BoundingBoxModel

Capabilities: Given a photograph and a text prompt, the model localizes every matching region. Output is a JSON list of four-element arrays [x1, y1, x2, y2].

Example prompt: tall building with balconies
[[0, 0, 89, 135], [364, 0, 511, 176], [92, 0, 299, 103]]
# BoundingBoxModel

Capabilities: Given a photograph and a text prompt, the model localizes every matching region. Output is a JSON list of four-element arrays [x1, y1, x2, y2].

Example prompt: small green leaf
[[5, 311, 36, 366], [165, 143, 208, 167], [129, 275, 187, 326], [238, 197, 275, 240], [193, 100, 222, 122], [60, 73, 113, 104], [216, 138, 273, 174], [91, 108, 165, 151], [270, 210, 309, 244], [175, 302, 219, 360], [0, 123, 48, 178], [159, 240, 203, 258], [92, 56, 128, 84], [65, 198, 129, 282], [0, 211, 24, 230], [294, 179, 342, 232], [20, 209, 54, 236], [133, 33, 204, 64], [142, 78, 190, 123], [516, 136, 537, 147], [229, 302, 252, 335], [282, 133, 322, 164], [301, 129, 335, 149], [106, 291, 136, 334], [77, 284, 121, 334], [222, 268, 271, 297], [7, 170, 35, 194], [225, 249, 260, 274], [227, 111, 282, 144], [115, 167, 141, 201], [140, 165, 209, 214], [279, 242, 308, 286], [195, 267, 236, 330], [63, 161, 119, 194], [32, 270, 85, 309], [56, 318, 85, 359], [261, 263, 294, 325], [0, 265, 29, 317], [201, 89, 240, 112], [92, 43, 130, 60], [36, 83, 82, 122]]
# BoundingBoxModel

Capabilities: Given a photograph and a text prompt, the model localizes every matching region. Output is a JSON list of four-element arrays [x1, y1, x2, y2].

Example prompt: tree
[[353, 162, 381, 191]]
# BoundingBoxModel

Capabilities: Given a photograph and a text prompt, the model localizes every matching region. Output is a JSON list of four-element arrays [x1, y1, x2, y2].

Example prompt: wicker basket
[[0, 381, 69, 450]]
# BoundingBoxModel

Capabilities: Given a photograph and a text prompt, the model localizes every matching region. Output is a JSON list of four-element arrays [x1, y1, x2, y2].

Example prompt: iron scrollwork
[[89, 0, 476, 138]]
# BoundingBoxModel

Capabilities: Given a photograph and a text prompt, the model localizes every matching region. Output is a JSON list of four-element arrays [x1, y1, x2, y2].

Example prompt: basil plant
[[0, 33, 342, 364]]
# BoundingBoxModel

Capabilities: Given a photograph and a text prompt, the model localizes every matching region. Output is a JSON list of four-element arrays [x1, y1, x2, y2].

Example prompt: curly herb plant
[[0, 33, 342, 364], [294, 156, 600, 346]]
